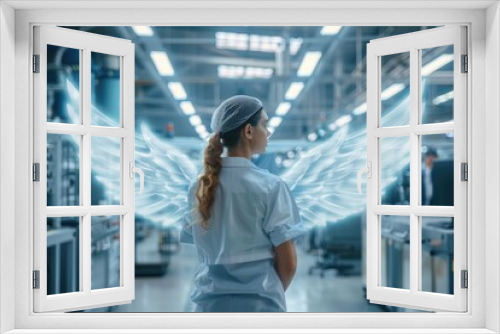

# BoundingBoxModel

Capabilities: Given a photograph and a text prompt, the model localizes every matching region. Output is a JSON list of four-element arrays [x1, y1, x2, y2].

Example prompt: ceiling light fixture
[[180, 101, 196, 115], [168, 82, 187, 100], [297, 51, 322, 77], [285, 82, 304, 100], [150, 51, 174, 76]]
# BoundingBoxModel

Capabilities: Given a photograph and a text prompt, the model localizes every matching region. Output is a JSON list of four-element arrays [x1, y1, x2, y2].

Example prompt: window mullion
[[46, 123, 87, 135], [82, 47, 91, 294], [373, 124, 454, 138], [409, 47, 420, 295], [413, 123, 454, 135]]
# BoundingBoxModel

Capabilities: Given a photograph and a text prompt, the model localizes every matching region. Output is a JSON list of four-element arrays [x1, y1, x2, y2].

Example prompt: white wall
[[0, 1, 16, 333], [485, 2, 500, 333]]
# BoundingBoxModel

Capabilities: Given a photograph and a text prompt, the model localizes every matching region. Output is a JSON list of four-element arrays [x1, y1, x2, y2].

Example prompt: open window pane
[[91, 215, 121, 290], [380, 215, 410, 290], [47, 133, 80, 206], [381, 52, 410, 127], [381, 136, 410, 205], [421, 45, 454, 124], [91, 136, 121, 206], [47, 216, 81, 295], [421, 133, 454, 206], [34, 25, 135, 313], [91, 52, 121, 127], [421, 216, 454, 295], [33, 26, 135, 312], [47, 44, 81, 124], [366, 26, 466, 312]]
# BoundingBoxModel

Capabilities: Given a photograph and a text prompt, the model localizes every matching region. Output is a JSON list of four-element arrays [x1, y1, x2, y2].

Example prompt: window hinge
[[33, 54, 40, 73], [461, 270, 468, 289], [461, 162, 468, 181], [461, 54, 468, 73], [33, 163, 40, 182], [33, 270, 40, 289]]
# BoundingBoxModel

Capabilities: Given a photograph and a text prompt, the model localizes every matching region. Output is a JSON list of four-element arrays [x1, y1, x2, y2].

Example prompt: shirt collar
[[221, 156, 258, 168]]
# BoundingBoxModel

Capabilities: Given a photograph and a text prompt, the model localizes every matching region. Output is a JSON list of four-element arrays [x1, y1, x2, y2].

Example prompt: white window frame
[[365, 26, 468, 312], [33, 25, 137, 313], [0, 1, 498, 333]]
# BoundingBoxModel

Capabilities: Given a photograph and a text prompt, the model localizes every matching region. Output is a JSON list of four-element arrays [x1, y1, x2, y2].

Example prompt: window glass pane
[[421, 216, 454, 295], [91, 52, 121, 127], [380, 52, 410, 127], [47, 133, 80, 206], [381, 136, 410, 205], [47, 216, 80, 295], [421, 133, 454, 206], [91, 136, 121, 206], [380, 215, 410, 290], [47, 44, 80, 124], [91, 215, 121, 290], [421, 45, 454, 124]]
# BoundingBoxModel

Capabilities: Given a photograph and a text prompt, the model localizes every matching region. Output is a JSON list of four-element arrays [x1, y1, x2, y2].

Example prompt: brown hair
[[195, 108, 263, 229]]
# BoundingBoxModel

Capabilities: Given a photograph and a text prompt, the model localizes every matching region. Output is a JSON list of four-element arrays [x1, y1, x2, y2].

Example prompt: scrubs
[[180, 156, 306, 312]]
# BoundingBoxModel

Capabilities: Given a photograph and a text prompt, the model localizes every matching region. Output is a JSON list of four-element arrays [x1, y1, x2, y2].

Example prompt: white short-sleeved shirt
[[179, 156, 306, 311], [180, 156, 306, 264]]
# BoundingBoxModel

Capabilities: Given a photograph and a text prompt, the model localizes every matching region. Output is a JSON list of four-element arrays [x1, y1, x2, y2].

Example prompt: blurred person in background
[[422, 147, 438, 205]]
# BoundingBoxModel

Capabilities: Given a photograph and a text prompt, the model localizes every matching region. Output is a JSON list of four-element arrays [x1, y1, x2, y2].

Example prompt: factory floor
[[109, 229, 385, 313]]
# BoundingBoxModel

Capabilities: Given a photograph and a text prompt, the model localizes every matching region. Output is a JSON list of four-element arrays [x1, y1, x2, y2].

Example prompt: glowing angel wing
[[280, 91, 412, 228], [64, 79, 199, 227], [138, 123, 200, 226], [63, 78, 417, 230]]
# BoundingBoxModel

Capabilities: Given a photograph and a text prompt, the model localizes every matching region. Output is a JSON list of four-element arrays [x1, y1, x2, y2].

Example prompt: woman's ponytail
[[195, 133, 224, 229]]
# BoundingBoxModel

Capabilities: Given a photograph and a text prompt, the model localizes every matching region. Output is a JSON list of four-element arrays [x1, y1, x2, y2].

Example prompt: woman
[[180, 95, 306, 312]]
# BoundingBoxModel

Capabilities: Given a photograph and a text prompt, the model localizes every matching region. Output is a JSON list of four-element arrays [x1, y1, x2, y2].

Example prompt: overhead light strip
[[285, 82, 304, 100], [320, 26, 343, 35], [150, 51, 174, 76], [132, 26, 154, 37], [297, 51, 322, 77]]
